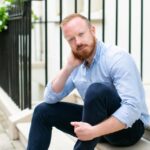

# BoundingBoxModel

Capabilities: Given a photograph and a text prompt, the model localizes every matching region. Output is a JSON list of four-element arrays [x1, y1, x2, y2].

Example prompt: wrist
[[64, 63, 75, 72], [63, 65, 74, 75], [92, 125, 101, 138]]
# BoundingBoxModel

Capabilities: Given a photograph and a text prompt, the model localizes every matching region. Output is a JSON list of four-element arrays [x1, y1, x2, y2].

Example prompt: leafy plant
[[0, 0, 11, 32], [0, 0, 39, 32]]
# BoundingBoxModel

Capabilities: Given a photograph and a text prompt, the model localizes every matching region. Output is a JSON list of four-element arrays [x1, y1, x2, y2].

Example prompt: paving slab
[[0, 133, 14, 150], [0, 109, 24, 150]]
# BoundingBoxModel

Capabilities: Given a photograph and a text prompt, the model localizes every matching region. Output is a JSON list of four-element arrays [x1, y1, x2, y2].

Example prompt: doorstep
[[16, 122, 150, 150], [96, 137, 150, 150], [16, 122, 75, 150]]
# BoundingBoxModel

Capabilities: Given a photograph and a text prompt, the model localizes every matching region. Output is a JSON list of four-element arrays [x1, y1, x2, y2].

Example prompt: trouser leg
[[27, 102, 83, 150], [73, 83, 144, 150], [104, 119, 144, 146], [74, 83, 121, 150]]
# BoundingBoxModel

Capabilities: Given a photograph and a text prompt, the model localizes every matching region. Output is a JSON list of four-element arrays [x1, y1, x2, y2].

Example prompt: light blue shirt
[[44, 41, 150, 128]]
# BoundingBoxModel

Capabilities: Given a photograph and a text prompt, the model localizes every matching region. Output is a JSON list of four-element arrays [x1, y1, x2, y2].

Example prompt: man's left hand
[[71, 121, 96, 141]]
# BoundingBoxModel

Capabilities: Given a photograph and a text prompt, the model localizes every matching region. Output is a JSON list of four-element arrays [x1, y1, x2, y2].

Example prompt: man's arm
[[52, 52, 82, 93], [71, 116, 126, 141]]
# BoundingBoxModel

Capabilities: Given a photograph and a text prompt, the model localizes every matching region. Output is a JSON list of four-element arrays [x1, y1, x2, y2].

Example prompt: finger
[[70, 121, 80, 128]]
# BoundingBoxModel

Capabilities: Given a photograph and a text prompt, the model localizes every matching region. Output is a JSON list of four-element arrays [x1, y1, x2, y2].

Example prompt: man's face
[[62, 17, 96, 60]]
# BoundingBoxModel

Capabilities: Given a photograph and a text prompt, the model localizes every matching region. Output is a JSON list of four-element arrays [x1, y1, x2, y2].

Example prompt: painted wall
[[31, 0, 150, 102]]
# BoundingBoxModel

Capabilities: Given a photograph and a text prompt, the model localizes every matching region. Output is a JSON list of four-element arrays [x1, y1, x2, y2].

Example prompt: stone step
[[16, 123, 30, 148], [16, 122, 76, 149], [16, 122, 150, 150], [96, 138, 150, 150]]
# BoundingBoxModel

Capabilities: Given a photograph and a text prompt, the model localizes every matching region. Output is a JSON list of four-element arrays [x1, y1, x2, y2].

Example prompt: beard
[[72, 36, 96, 61]]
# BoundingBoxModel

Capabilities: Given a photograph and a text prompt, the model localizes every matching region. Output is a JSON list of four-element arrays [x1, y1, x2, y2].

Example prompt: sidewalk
[[0, 110, 24, 150]]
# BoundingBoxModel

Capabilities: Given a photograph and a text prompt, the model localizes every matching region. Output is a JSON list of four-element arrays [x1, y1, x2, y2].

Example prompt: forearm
[[51, 52, 83, 93], [51, 65, 74, 93], [93, 116, 126, 138]]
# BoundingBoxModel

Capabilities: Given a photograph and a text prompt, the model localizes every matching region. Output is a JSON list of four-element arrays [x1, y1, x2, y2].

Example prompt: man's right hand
[[65, 52, 83, 71]]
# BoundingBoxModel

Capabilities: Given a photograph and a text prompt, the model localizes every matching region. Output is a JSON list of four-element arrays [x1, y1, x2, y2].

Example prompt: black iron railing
[[34, 0, 144, 85], [114, 0, 144, 78], [0, 0, 31, 109], [0, 0, 146, 109]]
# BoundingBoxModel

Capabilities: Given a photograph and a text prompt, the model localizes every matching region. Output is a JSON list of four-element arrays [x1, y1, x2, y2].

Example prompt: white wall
[[143, 0, 150, 84], [31, 0, 150, 102]]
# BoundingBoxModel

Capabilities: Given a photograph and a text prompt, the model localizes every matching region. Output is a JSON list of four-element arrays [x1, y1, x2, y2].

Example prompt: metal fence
[[39, 0, 105, 84], [0, 0, 147, 109], [38, 0, 145, 85], [0, 0, 31, 109]]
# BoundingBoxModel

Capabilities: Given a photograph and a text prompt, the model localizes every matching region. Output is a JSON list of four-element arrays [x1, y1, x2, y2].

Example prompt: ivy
[[0, 0, 38, 32], [0, 0, 11, 32]]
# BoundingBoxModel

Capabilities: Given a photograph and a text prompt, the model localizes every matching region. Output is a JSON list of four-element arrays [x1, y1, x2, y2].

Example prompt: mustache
[[77, 44, 87, 50]]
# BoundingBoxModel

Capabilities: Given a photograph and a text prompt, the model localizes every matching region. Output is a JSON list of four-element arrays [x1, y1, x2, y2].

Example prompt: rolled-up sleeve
[[44, 72, 75, 104], [107, 49, 144, 128]]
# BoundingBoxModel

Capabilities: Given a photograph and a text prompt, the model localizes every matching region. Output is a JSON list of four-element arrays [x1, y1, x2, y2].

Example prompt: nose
[[75, 37, 82, 46]]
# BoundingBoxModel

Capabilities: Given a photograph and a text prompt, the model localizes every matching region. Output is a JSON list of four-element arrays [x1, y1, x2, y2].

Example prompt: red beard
[[72, 37, 96, 61]]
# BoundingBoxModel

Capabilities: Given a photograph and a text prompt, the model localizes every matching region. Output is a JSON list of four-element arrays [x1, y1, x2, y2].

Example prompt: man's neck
[[85, 43, 97, 67]]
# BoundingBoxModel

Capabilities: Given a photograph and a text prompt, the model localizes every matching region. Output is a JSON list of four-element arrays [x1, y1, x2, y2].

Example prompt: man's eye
[[79, 33, 84, 36], [69, 38, 74, 42]]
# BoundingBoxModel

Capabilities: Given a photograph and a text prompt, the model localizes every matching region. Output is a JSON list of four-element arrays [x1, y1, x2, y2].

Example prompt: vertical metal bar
[[14, 14, 19, 107], [115, 0, 118, 45], [45, 0, 48, 85], [75, 0, 77, 13], [24, 2, 28, 109], [21, 16, 24, 109], [129, 0, 132, 53], [23, 1, 27, 109], [140, 0, 143, 79], [102, 0, 105, 42], [8, 23, 12, 97], [25, 0, 31, 109], [18, 15, 21, 108], [22, 9, 25, 110], [25, 1, 28, 109], [10, 18, 13, 99], [60, 0, 63, 69], [20, 10, 23, 109], [28, 0, 32, 109], [88, 0, 91, 21]]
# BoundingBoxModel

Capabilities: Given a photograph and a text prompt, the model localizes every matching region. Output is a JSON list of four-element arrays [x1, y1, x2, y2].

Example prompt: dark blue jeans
[[27, 83, 144, 150]]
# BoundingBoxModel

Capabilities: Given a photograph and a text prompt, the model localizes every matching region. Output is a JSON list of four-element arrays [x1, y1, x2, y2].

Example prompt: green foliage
[[32, 10, 39, 22], [0, 0, 39, 32], [0, 0, 12, 32]]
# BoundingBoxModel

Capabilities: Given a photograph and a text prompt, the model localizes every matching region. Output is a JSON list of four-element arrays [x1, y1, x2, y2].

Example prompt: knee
[[87, 83, 111, 95], [84, 83, 112, 106], [85, 83, 111, 98], [33, 102, 49, 118]]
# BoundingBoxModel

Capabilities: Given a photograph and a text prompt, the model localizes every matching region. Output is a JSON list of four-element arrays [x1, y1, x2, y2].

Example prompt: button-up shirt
[[44, 41, 150, 128]]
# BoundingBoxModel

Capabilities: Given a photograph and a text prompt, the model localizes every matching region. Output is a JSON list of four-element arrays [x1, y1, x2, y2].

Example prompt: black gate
[[0, 0, 31, 109]]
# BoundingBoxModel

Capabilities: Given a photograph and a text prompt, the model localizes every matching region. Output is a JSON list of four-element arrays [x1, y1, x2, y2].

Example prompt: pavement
[[0, 110, 24, 150]]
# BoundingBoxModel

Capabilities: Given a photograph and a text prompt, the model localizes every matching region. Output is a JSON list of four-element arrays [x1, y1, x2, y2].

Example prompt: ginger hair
[[60, 13, 91, 28]]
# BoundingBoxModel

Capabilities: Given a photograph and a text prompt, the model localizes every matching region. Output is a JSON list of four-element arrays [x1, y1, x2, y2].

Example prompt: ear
[[90, 25, 96, 35]]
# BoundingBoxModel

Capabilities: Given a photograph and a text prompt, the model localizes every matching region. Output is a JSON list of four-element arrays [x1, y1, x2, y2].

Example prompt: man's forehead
[[63, 17, 87, 28]]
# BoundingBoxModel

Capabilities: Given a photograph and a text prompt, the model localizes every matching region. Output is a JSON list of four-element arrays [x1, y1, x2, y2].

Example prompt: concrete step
[[16, 123, 30, 148], [16, 122, 76, 150], [16, 85, 150, 150], [16, 122, 150, 150], [96, 138, 150, 150]]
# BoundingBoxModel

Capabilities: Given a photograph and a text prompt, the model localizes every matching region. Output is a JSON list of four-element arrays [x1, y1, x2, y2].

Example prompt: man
[[27, 13, 149, 150]]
